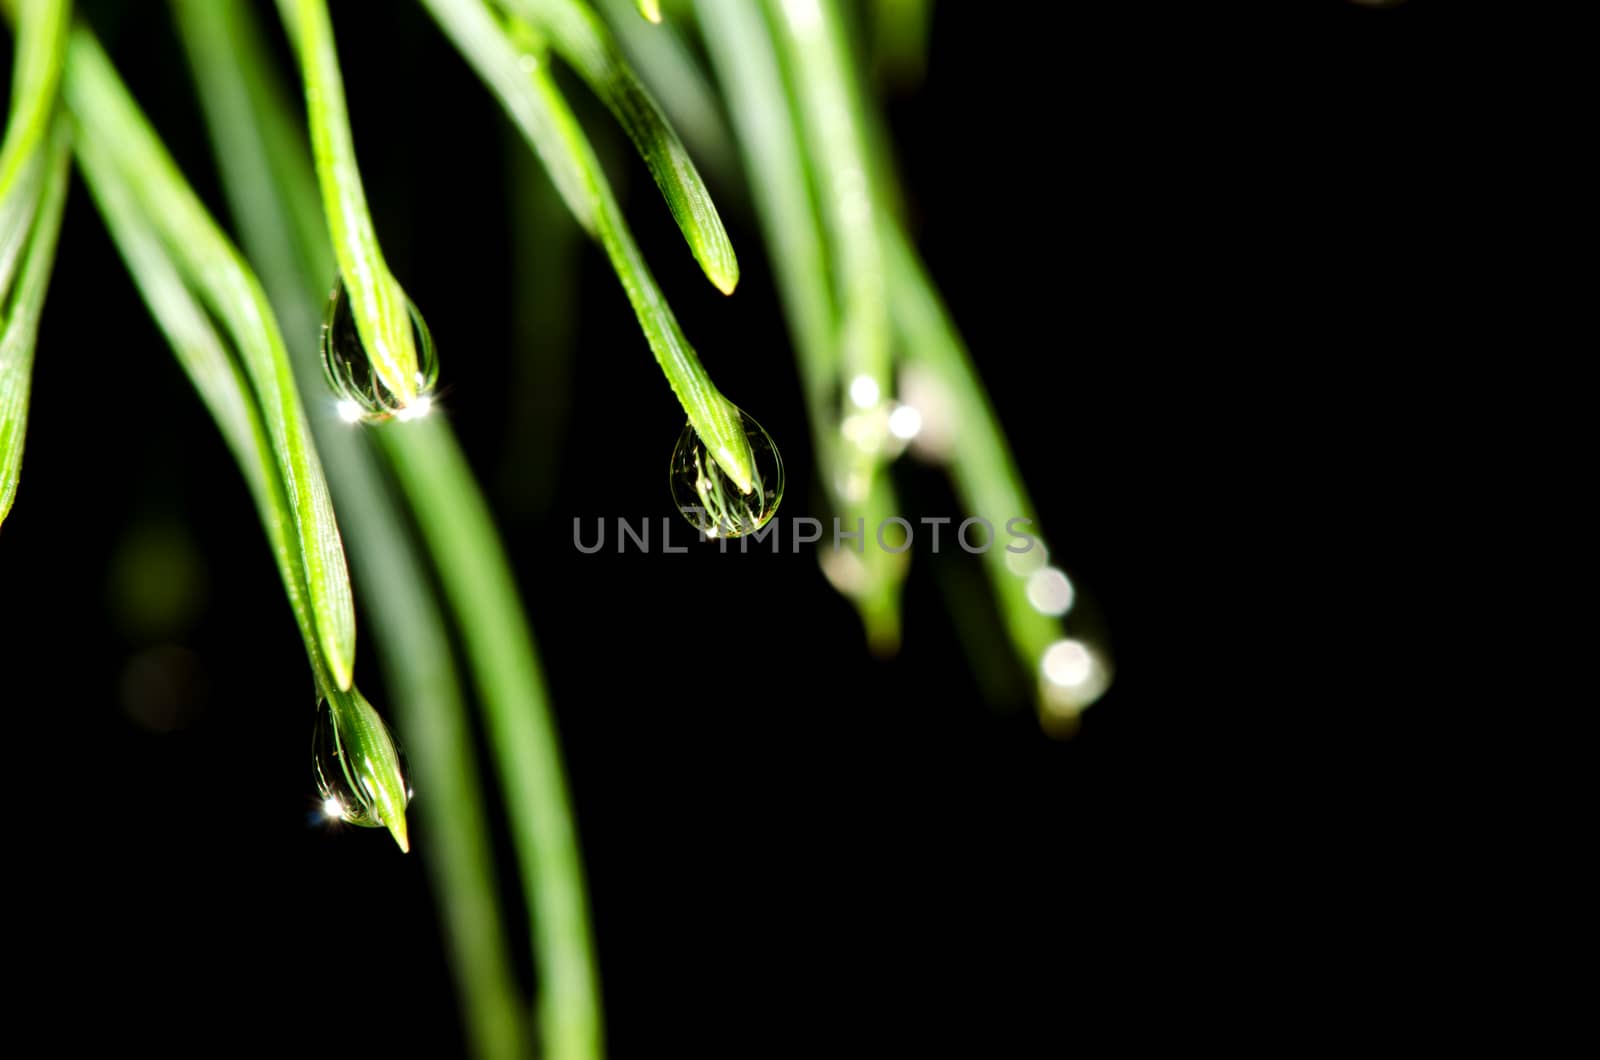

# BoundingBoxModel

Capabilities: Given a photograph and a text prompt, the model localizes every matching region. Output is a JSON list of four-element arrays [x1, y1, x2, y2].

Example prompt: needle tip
[[387, 814, 411, 854]]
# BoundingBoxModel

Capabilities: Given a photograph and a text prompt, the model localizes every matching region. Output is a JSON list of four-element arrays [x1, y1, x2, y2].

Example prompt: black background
[[3, 0, 1465, 1052]]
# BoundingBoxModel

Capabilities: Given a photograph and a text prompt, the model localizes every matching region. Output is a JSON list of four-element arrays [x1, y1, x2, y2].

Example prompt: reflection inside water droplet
[[320, 280, 439, 422], [669, 408, 784, 539], [313, 697, 413, 828]]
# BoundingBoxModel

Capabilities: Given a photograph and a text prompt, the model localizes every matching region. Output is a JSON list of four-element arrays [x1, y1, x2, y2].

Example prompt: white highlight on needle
[[848, 375, 881, 409], [1041, 639, 1093, 688], [887, 404, 923, 440], [396, 396, 433, 422], [781, 0, 822, 32]]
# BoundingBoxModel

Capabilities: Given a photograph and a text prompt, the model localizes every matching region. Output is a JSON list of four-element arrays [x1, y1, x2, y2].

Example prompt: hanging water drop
[[1037, 638, 1113, 737], [320, 280, 439, 422], [313, 693, 413, 833], [669, 408, 784, 539]]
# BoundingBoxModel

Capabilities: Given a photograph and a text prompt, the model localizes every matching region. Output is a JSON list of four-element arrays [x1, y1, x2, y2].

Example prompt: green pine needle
[[281, 0, 425, 410], [61, 26, 360, 691], [0, 121, 68, 528], [502, 0, 739, 293], [766, 0, 890, 394], [594, 0, 734, 182], [0, 144, 44, 299], [0, 0, 70, 528], [424, 0, 756, 492], [702, 0, 905, 647], [71, 34, 414, 847], [174, 2, 599, 1053], [0, 0, 68, 209]]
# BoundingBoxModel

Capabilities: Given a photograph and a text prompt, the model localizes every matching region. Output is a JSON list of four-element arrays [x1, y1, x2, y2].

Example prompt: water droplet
[[669, 408, 784, 538], [320, 280, 438, 422], [1038, 637, 1112, 734], [313, 696, 412, 828], [1026, 568, 1076, 617]]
